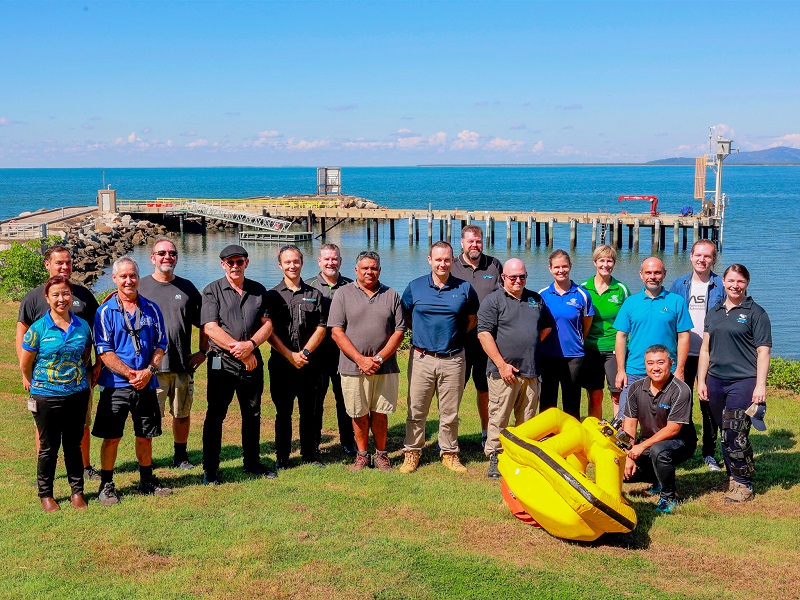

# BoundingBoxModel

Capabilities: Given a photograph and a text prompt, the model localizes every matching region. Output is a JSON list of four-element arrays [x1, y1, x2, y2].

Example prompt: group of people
[[19, 228, 771, 516]]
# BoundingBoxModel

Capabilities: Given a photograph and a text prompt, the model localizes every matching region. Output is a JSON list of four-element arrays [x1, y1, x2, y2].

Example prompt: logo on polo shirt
[[608, 294, 620, 304], [72, 300, 81, 306], [303, 297, 318, 303], [482, 275, 495, 279], [567, 298, 580, 307], [528, 298, 539, 308], [737, 314, 748, 323], [175, 294, 182, 300]]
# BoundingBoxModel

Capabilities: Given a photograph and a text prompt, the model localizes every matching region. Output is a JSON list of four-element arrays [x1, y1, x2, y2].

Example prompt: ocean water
[[1, 166, 798, 357]]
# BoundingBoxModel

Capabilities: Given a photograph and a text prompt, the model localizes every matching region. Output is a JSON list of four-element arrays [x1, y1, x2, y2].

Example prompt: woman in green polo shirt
[[20, 276, 93, 512], [579, 245, 630, 418]]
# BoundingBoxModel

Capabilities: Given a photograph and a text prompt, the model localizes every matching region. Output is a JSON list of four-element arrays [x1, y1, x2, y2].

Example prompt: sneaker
[[487, 451, 501, 479], [350, 452, 371, 472], [441, 452, 467, 474], [655, 497, 677, 514], [724, 481, 754, 503], [704, 456, 722, 472], [646, 482, 662, 496], [243, 463, 278, 479], [98, 481, 120, 506], [139, 476, 173, 497], [399, 450, 421, 474], [172, 459, 195, 470], [84, 465, 101, 482], [202, 471, 222, 486], [373, 451, 392, 472]]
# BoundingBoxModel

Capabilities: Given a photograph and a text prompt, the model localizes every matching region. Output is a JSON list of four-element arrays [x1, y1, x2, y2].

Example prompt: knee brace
[[722, 409, 755, 478]]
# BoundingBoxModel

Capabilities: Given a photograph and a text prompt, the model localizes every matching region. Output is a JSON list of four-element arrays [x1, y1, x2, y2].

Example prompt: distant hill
[[647, 145, 800, 165]]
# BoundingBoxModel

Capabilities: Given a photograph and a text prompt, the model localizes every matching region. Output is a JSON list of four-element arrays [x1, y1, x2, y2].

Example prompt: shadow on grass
[[387, 418, 493, 467]]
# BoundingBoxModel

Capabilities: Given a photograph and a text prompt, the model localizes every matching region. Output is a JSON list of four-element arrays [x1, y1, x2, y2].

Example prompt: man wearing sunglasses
[[477, 259, 554, 479], [139, 238, 208, 471], [201, 244, 276, 484]]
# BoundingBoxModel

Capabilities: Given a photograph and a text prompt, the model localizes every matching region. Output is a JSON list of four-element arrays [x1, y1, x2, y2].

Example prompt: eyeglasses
[[225, 258, 246, 267], [154, 250, 178, 257], [504, 274, 527, 281]]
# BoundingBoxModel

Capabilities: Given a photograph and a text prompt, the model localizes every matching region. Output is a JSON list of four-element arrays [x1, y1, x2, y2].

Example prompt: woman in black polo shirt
[[697, 264, 772, 503]]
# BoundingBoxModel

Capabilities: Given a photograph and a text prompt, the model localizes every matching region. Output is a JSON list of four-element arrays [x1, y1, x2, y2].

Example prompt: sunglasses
[[225, 258, 246, 267], [154, 250, 178, 257], [504, 274, 527, 281]]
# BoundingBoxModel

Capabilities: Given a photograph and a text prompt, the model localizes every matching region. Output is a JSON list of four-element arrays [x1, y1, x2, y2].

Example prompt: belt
[[413, 346, 462, 359]]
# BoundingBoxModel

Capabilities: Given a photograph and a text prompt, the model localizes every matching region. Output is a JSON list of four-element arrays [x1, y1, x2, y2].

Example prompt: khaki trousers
[[404, 350, 465, 454], [485, 376, 540, 457]]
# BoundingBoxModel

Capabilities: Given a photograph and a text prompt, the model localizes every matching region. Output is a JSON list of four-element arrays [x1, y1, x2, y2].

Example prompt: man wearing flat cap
[[200, 245, 276, 484]]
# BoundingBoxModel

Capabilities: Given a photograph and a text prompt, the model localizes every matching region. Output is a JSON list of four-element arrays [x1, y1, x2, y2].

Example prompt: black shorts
[[464, 332, 489, 393], [581, 350, 620, 393], [92, 386, 162, 440]]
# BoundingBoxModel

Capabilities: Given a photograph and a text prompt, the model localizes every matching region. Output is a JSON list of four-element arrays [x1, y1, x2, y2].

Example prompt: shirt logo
[[737, 314, 748, 323], [43, 336, 59, 343], [72, 300, 81, 306], [303, 297, 317, 303], [528, 298, 538, 307], [658, 403, 672, 410], [175, 294, 182, 300], [608, 294, 620, 304], [482, 275, 495, 279], [566, 298, 580, 307]]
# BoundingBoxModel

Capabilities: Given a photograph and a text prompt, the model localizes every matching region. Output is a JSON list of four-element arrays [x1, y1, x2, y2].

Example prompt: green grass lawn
[[1, 299, 799, 599]]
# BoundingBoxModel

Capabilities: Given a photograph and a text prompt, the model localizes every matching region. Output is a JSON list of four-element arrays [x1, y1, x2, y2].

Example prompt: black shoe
[[97, 481, 120, 506], [202, 471, 222, 486], [341, 444, 357, 456], [84, 465, 102, 482], [243, 463, 278, 479], [172, 458, 195, 470], [487, 451, 501, 479], [139, 476, 173, 497], [275, 459, 291, 471]]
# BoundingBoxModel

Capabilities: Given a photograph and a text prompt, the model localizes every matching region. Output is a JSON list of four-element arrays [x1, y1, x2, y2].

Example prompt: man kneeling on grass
[[329, 251, 406, 472], [623, 344, 697, 514]]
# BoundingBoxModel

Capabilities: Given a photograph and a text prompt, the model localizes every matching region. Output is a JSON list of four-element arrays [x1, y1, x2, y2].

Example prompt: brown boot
[[399, 450, 421, 474], [712, 477, 733, 493], [441, 452, 467, 474], [41, 497, 60, 513], [724, 481, 754, 503], [70, 493, 88, 510]]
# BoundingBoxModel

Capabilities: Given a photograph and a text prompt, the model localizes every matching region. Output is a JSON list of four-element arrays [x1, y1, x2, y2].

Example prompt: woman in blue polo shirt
[[538, 249, 594, 419], [20, 276, 93, 512], [697, 264, 771, 504]]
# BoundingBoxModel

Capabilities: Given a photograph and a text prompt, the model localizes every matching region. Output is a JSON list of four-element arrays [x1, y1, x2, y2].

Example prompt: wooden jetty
[[115, 197, 722, 253], [0, 206, 98, 241]]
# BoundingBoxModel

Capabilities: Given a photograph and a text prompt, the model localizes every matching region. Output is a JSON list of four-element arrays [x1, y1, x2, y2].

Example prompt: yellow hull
[[499, 408, 637, 542]]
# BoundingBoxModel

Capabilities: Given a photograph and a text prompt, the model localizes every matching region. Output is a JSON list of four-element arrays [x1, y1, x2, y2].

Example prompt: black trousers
[[627, 438, 696, 501], [32, 390, 90, 498], [684, 355, 718, 458], [270, 360, 322, 462], [202, 364, 264, 473], [539, 356, 584, 419], [318, 369, 355, 450]]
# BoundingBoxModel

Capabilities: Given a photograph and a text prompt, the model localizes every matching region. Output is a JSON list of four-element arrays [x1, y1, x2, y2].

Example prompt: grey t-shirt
[[477, 287, 554, 379], [139, 274, 202, 373], [327, 282, 406, 376]]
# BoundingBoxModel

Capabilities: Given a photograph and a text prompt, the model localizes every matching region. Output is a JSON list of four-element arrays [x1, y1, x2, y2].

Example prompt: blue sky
[[1, 0, 798, 167]]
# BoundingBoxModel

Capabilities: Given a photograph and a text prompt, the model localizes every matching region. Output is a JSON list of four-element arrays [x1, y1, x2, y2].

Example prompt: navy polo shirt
[[401, 273, 479, 354], [537, 281, 594, 358], [705, 297, 772, 381], [94, 293, 168, 389]]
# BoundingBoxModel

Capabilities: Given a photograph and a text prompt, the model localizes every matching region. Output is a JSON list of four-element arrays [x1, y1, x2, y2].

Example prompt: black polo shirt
[[265, 279, 325, 361], [705, 297, 772, 381], [624, 375, 696, 445], [19, 282, 99, 328], [200, 276, 269, 370], [307, 272, 352, 362], [450, 252, 503, 302], [477, 287, 554, 378]]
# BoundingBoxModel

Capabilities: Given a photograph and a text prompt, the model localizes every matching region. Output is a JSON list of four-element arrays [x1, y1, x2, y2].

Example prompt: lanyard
[[116, 293, 143, 356]]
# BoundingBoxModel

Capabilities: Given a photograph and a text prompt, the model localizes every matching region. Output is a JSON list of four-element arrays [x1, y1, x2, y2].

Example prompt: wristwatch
[[302, 349, 310, 358], [250, 339, 258, 349], [374, 355, 383, 364], [148, 365, 157, 376]]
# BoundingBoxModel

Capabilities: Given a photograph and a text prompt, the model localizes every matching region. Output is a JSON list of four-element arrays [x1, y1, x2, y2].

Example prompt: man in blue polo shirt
[[614, 257, 693, 416], [93, 256, 168, 506], [399, 241, 479, 474]]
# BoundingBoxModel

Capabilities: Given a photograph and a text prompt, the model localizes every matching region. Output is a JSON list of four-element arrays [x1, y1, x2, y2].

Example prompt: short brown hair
[[690, 239, 718, 264], [44, 275, 73, 295], [429, 241, 454, 257], [548, 249, 572, 267], [723, 263, 750, 283], [461, 225, 483, 239], [43, 245, 71, 263]]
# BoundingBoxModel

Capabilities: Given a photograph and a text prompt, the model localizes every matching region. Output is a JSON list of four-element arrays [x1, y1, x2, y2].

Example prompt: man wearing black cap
[[200, 244, 276, 484]]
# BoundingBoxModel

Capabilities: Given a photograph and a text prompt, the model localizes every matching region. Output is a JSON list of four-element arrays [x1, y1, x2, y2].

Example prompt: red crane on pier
[[618, 195, 659, 216]]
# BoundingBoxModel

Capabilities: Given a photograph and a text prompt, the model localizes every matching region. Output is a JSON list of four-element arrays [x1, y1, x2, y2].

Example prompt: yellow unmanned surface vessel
[[499, 408, 638, 542]]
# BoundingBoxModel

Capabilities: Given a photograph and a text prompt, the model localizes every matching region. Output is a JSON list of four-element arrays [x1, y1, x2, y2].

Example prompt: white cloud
[[127, 132, 138, 144], [429, 132, 447, 147], [713, 123, 735, 139], [451, 129, 481, 150], [142, 127, 152, 134], [769, 133, 800, 148], [487, 137, 523, 151], [186, 138, 208, 148], [532, 140, 544, 153]]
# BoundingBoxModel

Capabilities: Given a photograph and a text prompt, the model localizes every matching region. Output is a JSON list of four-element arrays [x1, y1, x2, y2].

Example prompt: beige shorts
[[340, 373, 399, 418], [156, 372, 194, 419]]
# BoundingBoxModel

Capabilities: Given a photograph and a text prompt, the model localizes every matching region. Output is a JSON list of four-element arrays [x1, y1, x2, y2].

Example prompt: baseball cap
[[745, 403, 767, 431]]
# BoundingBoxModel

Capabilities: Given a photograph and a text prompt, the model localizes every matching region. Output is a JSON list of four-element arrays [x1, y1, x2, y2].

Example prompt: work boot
[[41, 497, 60, 513], [373, 451, 392, 472], [724, 481, 754, 503], [441, 452, 467, 474], [350, 452, 371, 472], [487, 451, 501, 479], [399, 450, 421, 474]]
